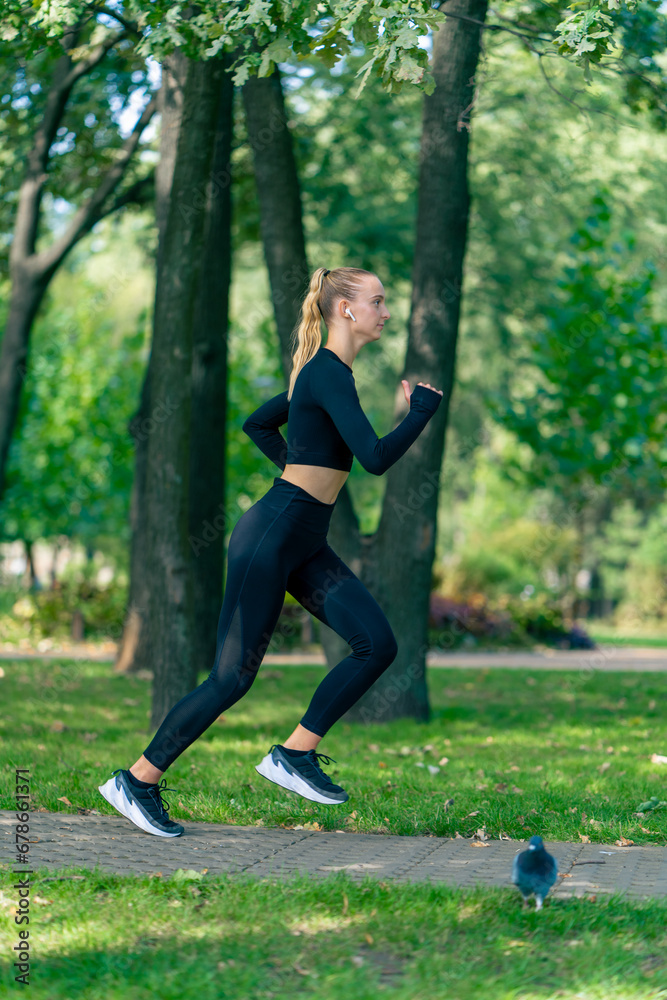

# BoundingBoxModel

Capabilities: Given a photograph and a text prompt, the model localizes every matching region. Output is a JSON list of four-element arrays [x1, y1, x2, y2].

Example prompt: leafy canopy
[[0, 1, 642, 98]]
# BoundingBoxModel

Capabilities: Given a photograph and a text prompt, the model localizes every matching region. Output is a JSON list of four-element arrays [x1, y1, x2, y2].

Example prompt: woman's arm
[[242, 389, 290, 471], [312, 365, 441, 475]]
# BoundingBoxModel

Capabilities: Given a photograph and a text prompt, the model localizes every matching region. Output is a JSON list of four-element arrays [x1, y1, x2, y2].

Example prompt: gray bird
[[511, 835, 558, 910]]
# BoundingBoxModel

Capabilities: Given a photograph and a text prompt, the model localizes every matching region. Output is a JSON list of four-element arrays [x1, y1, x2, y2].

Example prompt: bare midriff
[[280, 464, 350, 506]]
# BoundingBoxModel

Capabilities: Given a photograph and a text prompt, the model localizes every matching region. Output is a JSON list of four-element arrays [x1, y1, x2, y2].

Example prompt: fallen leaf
[[50, 721, 66, 733], [364, 933, 373, 944], [57, 796, 72, 806], [475, 827, 488, 841], [293, 960, 313, 977], [637, 797, 667, 812], [650, 753, 667, 765], [599, 762, 611, 773], [511, 786, 524, 794], [494, 782, 508, 793], [427, 765, 440, 776], [454, 831, 465, 839], [465, 810, 480, 818], [579, 833, 591, 843], [438, 756, 450, 766], [615, 837, 635, 846], [368, 744, 380, 752]]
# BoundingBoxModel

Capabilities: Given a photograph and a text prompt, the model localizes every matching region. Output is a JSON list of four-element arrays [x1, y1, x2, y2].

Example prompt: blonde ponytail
[[287, 266, 376, 400]]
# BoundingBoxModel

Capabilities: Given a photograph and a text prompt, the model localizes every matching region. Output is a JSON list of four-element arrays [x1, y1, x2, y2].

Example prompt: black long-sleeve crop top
[[242, 346, 441, 476]]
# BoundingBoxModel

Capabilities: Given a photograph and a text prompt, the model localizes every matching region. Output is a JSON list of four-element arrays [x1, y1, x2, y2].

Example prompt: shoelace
[[112, 770, 180, 821], [147, 778, 177, 820]]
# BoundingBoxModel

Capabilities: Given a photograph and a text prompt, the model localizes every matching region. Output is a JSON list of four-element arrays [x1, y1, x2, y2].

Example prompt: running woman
[[99, 267, 443, 837]]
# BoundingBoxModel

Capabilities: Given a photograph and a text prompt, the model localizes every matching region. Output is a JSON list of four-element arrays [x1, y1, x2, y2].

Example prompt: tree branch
[[97, 169, 156, 221], [86, 4, 142, 39], [60, 29, 128, 91], [35, 95, 157, 277], [11, 23, 131, 267]]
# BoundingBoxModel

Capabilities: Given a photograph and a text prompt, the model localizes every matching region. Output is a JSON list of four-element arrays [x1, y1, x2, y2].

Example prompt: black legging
[[143, 477, 398, 771]]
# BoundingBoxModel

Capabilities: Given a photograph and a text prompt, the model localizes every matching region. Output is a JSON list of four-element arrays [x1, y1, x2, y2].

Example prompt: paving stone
[[0, 810, 665, 899]]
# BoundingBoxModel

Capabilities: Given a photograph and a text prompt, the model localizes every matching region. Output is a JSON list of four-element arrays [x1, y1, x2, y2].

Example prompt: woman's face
[[348, 277, 391, 339]]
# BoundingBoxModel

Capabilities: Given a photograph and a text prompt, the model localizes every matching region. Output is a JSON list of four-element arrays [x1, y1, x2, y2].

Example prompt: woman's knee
[[374, 627, 398, 669], [352, 624, 398, 670], [206, 661, 257, 703]]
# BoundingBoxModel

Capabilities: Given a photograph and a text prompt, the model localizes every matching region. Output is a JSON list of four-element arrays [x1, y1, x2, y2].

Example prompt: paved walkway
[[2, 810, 666, 900], [1, 645, 666, 670]]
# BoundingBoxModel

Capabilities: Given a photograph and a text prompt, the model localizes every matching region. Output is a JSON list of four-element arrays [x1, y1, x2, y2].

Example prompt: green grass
[[1, 660, 666, 844], [1, 865, 666, 999], [588, 634, 667, 649]]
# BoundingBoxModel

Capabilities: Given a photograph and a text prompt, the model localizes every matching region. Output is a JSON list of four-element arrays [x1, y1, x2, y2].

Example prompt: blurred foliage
[[2, 568, 128, 644], [0, 19, 155, 278], [1, 18, 667, 639], [490, 189, 667, 503], [0, 212, 153, 565], [613, 500, 667, 624]]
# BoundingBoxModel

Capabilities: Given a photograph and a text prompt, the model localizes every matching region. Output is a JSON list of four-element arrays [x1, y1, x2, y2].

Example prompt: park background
[[1, 4, 667, 998], [2, 4, 666, 694]]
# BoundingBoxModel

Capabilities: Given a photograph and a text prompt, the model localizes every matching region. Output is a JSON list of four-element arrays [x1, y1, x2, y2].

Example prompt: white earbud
[[345, 308, 357, 322]]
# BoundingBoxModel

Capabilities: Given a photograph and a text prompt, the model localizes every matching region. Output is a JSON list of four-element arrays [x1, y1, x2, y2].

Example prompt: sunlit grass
[[1, 660, 666, 844], [0, 866, 665, 1000]]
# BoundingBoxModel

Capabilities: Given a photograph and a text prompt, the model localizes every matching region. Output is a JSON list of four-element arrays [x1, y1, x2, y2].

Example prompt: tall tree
[[0, 15, 155, 499], [188, 53, 235, 678], [348, 0, 490, 723], [115, 49, 235, 680], [137, 53, 227, 729], [114, 51, 188, 673]]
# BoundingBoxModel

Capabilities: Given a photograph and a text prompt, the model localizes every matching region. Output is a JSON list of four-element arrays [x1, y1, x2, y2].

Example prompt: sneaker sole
[[255, 754, 348, 805], [98, 777, 183, 837]]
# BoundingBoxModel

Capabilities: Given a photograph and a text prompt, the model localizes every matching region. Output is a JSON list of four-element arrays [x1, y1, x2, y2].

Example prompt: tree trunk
[[345, 0, 489, 725], [142, 56, 225, 731], [189, 53, 234, 677], [242, 65, 310, 377], [0, 270, 51, 497], [115, 51, 189, 674], [114, 368, 153, 672]]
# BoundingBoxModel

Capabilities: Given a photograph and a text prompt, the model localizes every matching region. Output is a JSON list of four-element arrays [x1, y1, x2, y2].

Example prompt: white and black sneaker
[[98, 768, 184, 837], [255, 744, 349, 805]]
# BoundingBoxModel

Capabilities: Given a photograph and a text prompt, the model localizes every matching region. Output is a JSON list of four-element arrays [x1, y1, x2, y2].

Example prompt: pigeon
[[511, 835, 558, 910]]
